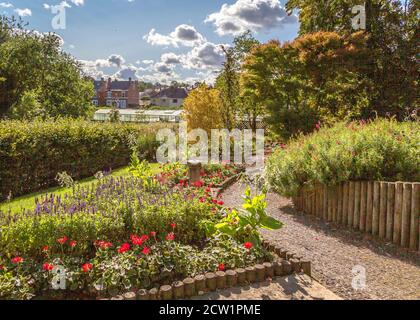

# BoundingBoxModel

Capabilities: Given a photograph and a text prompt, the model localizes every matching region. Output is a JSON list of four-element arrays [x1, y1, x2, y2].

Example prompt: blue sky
[[2, 0, 299, 83]]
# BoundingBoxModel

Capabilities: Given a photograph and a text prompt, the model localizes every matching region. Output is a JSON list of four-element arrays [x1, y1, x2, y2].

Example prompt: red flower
[[199, 197, 206, 203], [315, 121, 321, 130], [0, 265, 4, 271], [69, 241, 77, 248], [193, 181, 204, 188], [82, 263, 93, 273], [11, 257, 23, 264], [212, 199, 218, 204], [42, 246, 49, 252], [57, 236, 68, 245], [43, 263, 54, 271], [166, 232, 175, 241], [218, 263, 225, 271], [217, 201, 224, 206], [118, 243, 131, 254], [142, 247, 151, 255], [150, 231, 156, 237], [131, 235, 144, 246], [170, 223, 176, 229], [244, 242, 253, 250]]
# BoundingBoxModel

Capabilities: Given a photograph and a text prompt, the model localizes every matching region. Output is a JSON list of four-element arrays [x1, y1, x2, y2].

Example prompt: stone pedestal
[[188, 160, 202, 184]]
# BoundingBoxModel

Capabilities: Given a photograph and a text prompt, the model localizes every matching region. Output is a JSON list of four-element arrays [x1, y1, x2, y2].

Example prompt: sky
[[1, 0, 300, 83]]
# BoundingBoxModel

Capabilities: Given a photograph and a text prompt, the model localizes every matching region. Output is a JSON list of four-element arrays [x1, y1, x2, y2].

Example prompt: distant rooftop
[[151, 87, 188, 99], [93, 78, 137, 91]]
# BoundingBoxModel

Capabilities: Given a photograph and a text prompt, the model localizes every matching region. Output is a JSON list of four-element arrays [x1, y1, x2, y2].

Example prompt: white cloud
[[0, 2, 13, 8], [205, 0, 297, 36], [14, 8, 32, 17], [182, 42, 226, 70], [108, 54, 125, 68], [70, 0, 84, 6], [143, 24, 205, 48]]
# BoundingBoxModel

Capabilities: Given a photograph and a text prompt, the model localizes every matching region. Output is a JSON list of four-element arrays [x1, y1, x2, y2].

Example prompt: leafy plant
[[205, 187, 282, 246]]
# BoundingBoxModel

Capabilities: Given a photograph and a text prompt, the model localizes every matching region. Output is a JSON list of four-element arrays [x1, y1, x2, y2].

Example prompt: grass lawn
[[0, 164, 161, 214]]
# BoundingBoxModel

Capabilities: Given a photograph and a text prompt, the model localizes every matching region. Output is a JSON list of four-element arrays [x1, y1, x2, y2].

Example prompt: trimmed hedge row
[[266, 119, 420, 197], [0, 119, 166, 200]]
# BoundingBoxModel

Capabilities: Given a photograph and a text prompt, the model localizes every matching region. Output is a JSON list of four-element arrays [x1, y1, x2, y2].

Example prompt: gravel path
[[221, 181, 420, 300]]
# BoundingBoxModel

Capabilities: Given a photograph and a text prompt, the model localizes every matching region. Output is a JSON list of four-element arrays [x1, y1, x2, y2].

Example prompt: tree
[[286, 0, 419, 119], [183, 84, 223, 134], [0, 15, 94, 119], [109, 106, 121, 123], [215, 31, 261, 130], [241, 32, 370, 138]]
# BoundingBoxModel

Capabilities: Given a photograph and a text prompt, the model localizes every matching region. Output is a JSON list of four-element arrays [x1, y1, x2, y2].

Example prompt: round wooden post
[[359, 181, 367, 232], [137, 289, 149, 300], [123, 292, 136, 300], [194, 275, 206, 293], [160, 285, 173, 300], [348, 182, 355, 228], [183, 278, 196, 298], [353, 182, 361, 230], [263, 262, 274, 278], [401, 183, 412, 248], [393, 182, 404, 245], [372, 181, 380, 236], [245, 266, 257, 283], [236, 268, 247, 285], [148, 288, 159, 300], [205, 273, 217, 291], [342, 182, 349, 227], [173, 281, 185, 299], [366, 181, 373, 233], [379, 182, 388, 239], [226, 270, 238, 287], [301, 260, 311, 277], [216, 271, 227, 289], [332, 186, 338, 223], [386, 183, 395, 242], [273, 260, 283, 276], [337, 184, 343, 224], [255, 264, 266, 282], [409, 183, 419, 251], [323, 185, 328, 220], [327, 187, 333, 221]]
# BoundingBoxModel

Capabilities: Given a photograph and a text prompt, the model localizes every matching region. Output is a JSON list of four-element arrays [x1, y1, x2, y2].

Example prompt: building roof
[[151, 87, 188, 99], [93, 80, 135, 91], [95, 109, 183, 117]]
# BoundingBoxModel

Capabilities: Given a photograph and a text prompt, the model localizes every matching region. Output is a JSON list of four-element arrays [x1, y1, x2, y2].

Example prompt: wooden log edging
[[293, 181, 420, 252], [106, 239, 312, 300]]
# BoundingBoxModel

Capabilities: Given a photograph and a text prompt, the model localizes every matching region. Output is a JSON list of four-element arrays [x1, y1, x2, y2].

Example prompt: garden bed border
[[292, 181, 420, 252], [99, 239, 312, 300]]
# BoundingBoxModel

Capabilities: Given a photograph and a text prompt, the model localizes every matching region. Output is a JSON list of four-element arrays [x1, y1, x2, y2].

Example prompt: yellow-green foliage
[[266, 119, 420, 197]]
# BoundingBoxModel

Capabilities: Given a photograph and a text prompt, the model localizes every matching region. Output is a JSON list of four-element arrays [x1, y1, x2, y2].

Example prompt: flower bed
[[0, 162, 280, 300]]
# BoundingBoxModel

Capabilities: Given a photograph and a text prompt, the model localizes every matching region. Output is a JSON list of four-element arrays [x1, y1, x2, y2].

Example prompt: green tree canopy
[[0, 15, 94, 119]]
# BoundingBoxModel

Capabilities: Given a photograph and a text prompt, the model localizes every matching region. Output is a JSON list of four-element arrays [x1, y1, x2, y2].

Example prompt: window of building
[[120, 100, 127, 109], [106, 100, 112, 106], [107, 91, 112, 98], [92, 100, 98, 106], [173, 99, 178, 104], [122, 91, 127, 98]]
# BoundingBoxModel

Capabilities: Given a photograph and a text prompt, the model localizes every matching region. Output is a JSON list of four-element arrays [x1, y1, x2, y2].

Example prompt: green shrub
[[0, 119, 166, 200], [266, 119, 420, 197]]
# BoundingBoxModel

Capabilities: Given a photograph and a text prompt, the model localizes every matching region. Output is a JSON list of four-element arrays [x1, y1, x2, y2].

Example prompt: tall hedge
[[265, 119, 420, 197], [0, 119, 166, 200]]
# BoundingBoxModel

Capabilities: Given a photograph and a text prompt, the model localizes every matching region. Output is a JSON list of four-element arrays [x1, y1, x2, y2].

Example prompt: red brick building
[[92, 77, 139, 109]]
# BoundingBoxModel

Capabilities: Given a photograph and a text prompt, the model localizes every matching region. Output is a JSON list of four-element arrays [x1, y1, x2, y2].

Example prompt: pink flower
[[166, 232, 175, 241], [142, 247, 151, 255], [96, 240, 113, 249], [69, 241, 77, 248], [57, 236, 68, 245], [11, 257, 23, 264]]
